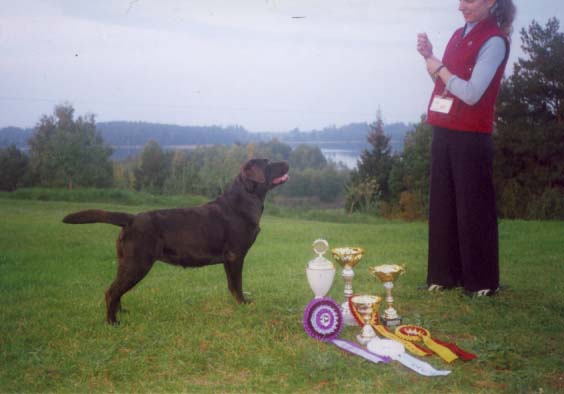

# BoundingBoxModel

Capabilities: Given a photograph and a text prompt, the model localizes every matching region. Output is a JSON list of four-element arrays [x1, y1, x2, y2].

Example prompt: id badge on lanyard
[[429, 88, 453, 114]]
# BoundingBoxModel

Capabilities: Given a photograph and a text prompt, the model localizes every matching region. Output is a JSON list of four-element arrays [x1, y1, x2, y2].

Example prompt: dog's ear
[[241, 160, 266, 184]]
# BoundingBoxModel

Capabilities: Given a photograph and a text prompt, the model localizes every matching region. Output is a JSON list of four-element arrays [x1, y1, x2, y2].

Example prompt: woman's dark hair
[[491, 0, 516, 36]]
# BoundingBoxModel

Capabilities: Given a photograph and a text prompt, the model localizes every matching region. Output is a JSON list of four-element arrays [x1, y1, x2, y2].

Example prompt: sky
[[1, 0, 563, 132]]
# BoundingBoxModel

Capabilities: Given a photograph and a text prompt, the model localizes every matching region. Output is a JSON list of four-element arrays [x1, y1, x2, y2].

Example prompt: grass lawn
[[0, 196, 563, 393]]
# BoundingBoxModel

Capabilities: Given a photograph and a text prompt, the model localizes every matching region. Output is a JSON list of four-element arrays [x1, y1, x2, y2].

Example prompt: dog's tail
[[62, 210, 134, 227]]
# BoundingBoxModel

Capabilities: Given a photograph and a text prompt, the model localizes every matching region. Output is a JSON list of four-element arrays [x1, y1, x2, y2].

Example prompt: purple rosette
[[303, 297, 343, 341]]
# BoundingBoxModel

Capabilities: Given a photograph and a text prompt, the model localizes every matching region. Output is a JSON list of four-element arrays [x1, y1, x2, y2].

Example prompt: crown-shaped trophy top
[[350, 294, 382, 308], [308, 239, 334, 270], [331, 247, 364, 268], [369, 264, 406, 282]]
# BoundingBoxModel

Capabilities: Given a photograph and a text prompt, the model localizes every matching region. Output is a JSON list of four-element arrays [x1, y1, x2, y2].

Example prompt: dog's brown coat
[[63, 159, 289, 324]]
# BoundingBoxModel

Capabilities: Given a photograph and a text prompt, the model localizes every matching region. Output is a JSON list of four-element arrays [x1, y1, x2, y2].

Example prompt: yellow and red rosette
[[395, 325, 457, 362], [395, 325, 477, 363], [373, 324, 433, 357]]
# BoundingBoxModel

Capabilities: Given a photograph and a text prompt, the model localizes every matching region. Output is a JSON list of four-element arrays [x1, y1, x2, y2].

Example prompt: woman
[[417, 0, 516, 297]]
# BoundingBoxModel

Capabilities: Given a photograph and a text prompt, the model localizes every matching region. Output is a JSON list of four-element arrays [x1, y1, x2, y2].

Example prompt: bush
[[0, 145, 28, 191], [498, 180, 530, 219], [528, 187, 564, 220], [278, 166, 348, 203], [398, 191, 426, 221]]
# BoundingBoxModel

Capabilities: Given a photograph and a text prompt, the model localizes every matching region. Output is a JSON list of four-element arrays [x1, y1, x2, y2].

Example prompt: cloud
[[1, 0, 563, 130]]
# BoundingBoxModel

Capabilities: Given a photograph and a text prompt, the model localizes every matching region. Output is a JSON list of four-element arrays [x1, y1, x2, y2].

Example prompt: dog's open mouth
[[272, 174, 289, 185]]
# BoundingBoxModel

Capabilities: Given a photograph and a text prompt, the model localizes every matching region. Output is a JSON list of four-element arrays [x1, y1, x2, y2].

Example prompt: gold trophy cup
[[369, 264, 405, 327], [331, 247, 364, 326], [350, 294, 382, 345]]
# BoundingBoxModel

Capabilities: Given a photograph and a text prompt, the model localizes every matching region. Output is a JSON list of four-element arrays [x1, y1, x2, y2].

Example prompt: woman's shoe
[[463, 288, 499, 298], [427, 284, 445, 292]]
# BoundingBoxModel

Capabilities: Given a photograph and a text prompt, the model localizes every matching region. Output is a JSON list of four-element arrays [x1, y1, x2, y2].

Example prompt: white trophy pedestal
[[341, 301, 358, 326]]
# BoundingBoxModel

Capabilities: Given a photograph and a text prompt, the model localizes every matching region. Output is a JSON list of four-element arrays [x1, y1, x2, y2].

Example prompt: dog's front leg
[[223, 252, 250, 304]]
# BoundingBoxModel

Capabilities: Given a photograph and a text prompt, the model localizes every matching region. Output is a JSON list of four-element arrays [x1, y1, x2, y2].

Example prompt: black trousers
[[427, 126, 499, 291]]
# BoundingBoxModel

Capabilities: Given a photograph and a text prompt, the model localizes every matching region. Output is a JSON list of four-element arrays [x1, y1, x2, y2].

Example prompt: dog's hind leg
[[105, 256, 154, 325]]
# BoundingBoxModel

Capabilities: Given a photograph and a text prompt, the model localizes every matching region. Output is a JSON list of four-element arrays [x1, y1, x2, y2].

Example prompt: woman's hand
[[417, 33, 433, 59], [425, 56, 442, 75]]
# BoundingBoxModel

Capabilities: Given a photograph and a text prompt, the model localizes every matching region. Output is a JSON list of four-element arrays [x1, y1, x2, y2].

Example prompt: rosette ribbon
[[373, 324, 433, 357], [348, 297, 432, 358], [429, 338, 477, 361], [303, 297, 390, 365], [367, 339, 451, 377], [395, 325, 477, 363], [303, 297, 344, 342]]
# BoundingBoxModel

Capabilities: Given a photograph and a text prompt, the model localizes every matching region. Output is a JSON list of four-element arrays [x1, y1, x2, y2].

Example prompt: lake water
[[321, 148, 360, 169], [112, 144, 362, 169]]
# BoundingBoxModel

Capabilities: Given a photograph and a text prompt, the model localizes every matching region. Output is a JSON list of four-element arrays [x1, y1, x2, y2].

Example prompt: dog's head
[[240, 158, 289, 196]]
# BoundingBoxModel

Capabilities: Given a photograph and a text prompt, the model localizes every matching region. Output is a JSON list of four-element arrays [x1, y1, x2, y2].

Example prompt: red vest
[[426, 17, 509, 133]]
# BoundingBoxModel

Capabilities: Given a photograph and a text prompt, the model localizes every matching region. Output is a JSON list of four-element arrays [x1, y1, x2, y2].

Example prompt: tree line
[[114, 138, 348, 204], [0, 105, 349, 204], [1, 19, 562, 220]]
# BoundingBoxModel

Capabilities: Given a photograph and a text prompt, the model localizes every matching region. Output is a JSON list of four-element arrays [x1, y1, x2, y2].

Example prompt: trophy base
[[357, 324, 377, 345], [356, 334, 373, 346], [381, 316, 402, 328], [341, 302, 358, 326]]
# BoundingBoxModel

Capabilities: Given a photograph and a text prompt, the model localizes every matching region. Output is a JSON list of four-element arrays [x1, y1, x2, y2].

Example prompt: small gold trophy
[[331, 247, 364, 326], [350, 294, 382, 345], [370, 264, 405, 328]]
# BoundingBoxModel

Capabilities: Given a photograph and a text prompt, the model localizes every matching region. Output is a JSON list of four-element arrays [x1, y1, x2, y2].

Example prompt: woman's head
[[458, 0, 516, 36], [458, 0, 497, 24]]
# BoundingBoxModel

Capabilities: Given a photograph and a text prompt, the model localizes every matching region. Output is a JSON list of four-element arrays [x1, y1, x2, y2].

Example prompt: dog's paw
[[240, 291, 254, 304]]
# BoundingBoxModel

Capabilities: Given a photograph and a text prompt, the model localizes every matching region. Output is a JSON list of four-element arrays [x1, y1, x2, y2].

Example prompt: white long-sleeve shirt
[[445, 22, 508, 105]]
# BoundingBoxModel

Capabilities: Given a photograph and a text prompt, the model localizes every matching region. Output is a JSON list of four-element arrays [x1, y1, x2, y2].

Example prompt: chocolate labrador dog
[[63, 158, 289, 324]]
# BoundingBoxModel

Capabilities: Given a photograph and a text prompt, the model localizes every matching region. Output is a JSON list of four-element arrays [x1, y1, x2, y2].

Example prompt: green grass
[[0, 195, 563, 393], [0, 187, 209, 208]]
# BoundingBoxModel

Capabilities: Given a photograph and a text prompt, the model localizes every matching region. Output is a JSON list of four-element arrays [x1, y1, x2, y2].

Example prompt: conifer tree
[[345, 109, 393, 212], [494, 18, 564, 219]]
